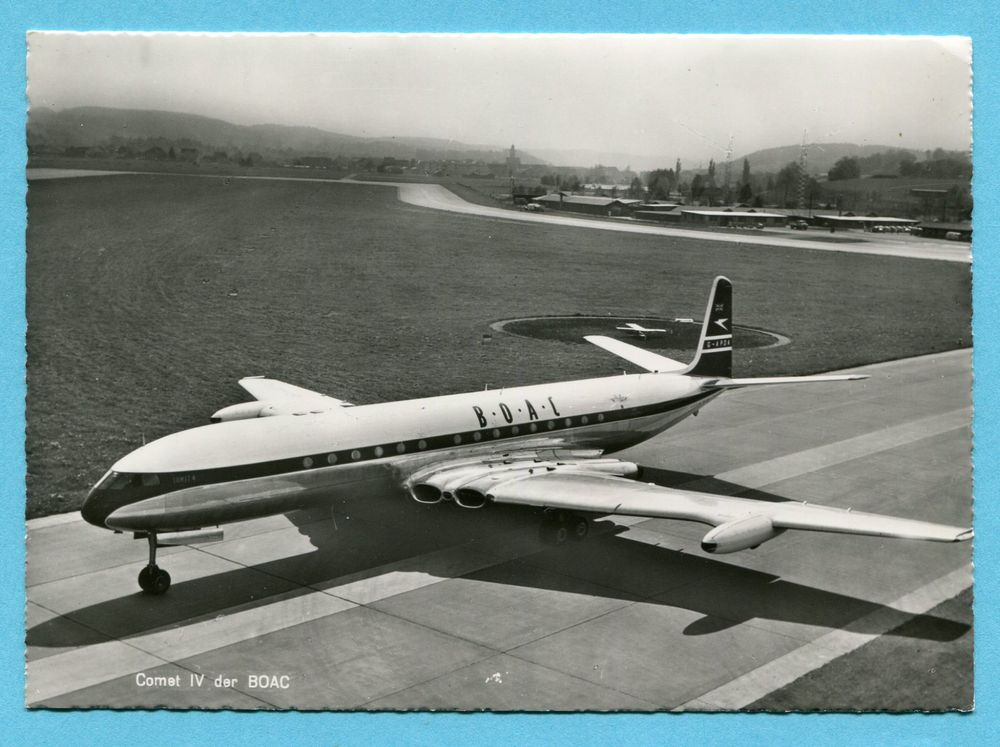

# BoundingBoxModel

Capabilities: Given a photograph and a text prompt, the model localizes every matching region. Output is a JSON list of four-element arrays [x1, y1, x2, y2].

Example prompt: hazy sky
[[27, 33, 971, 166]]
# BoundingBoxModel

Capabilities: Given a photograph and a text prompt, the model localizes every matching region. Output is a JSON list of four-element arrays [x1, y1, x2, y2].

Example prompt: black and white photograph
[[24, 32, 973, 711]]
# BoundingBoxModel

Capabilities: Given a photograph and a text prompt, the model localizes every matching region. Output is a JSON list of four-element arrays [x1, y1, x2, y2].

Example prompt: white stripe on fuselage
[[113, 373, 708, 473]]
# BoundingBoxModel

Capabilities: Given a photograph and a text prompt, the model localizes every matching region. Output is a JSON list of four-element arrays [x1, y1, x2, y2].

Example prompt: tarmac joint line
[[676, 562, 973, 711]]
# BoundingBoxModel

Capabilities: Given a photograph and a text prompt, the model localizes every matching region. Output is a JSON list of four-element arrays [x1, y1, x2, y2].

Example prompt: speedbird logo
[[714, 318, 729, 330]]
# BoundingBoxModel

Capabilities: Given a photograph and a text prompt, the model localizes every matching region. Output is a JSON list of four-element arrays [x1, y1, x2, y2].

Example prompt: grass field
[[28, 155, 353, 182], [29, 156, 519, 210], [25, 174, 971, 517]]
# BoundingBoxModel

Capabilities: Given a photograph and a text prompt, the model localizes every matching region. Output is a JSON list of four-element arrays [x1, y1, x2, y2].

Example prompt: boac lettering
[[472, 405, 487, 427], [499, 403, 513, 423]]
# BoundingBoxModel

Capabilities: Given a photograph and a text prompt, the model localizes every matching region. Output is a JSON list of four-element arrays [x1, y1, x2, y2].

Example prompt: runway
[[347, 177, 970, 263], [26, 168, 971, 263], [25, 349, 972, 710]]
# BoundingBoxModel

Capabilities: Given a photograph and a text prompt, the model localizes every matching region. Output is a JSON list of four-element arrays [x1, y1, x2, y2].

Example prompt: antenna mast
[[723, 135, 735, 203], [797, 130, 809, 211]]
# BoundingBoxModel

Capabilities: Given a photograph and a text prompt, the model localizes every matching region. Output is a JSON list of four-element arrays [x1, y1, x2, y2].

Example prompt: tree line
[[827, 149, 970, 181]]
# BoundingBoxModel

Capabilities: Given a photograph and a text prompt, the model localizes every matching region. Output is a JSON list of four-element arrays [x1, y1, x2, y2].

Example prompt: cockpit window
[[141, 474, 160, 487], [95, 471, 119, 490], [105, 472, 136, 490]]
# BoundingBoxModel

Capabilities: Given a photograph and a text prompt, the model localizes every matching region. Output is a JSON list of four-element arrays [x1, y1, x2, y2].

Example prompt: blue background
[[2, 2, 995, 744]]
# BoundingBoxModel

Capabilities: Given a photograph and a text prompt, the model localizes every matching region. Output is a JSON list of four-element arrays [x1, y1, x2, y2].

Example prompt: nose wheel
[[138, 533, 171, 595]]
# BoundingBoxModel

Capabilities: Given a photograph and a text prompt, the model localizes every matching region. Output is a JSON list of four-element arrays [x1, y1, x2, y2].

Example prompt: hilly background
[[735, 142, 924, 176], [27, 106, 546, 165], [28, 106, 925, 175]]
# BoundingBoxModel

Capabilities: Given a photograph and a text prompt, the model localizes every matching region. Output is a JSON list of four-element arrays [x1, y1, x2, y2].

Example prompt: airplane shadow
[[27, 468, 970, 652]]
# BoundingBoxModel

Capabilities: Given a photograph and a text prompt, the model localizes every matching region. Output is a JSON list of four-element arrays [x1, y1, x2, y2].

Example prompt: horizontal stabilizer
[[584, 335, 687, 373], [702, 374, 869, 390]]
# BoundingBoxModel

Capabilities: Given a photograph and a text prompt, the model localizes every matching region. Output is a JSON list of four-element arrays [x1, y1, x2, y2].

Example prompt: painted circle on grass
[[492, 315, 787, 350]]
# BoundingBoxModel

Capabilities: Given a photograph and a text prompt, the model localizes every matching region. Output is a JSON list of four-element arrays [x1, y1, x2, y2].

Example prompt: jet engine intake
[[701, 514, 781, 554], [453, 488, 489, 509], [410, 484, 444, 504]]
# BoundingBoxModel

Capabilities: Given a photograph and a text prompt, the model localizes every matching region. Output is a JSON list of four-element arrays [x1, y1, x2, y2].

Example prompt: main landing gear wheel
[[138, 532, 172, 595], [538, 512, 590, 545], [568, 514, 590, 541], [539, 520, 570, 545]]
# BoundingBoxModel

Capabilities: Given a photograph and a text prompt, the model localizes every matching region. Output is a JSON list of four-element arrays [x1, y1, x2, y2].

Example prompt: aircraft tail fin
[[683, 276, 733, 378]]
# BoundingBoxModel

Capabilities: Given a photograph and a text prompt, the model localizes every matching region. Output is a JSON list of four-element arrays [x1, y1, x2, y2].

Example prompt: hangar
[[679, 208, 787, 227], [632, 202, 683, 223], [532, 193, 641, 216], [633, 210, 683, 224], [814, 215, 919, 230], [635, 201, 681, 213], [917, 221, 972, 241]]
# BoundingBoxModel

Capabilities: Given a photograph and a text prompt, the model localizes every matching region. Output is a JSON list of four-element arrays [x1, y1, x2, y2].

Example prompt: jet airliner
[[616, 322, 668, 338], [83, 277, 972, 595]]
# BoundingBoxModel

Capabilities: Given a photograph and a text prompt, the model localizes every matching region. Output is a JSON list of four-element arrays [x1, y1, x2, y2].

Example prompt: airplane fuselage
[[82, 371, 719, 530], [79, 275, 970, 600]]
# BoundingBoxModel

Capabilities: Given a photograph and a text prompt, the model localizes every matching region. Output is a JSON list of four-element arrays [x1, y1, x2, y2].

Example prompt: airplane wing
[[585, 335, 687, 373], [406, 454, 971, 551], [238, 376, 351, 405], [211, 376, 353, 421]]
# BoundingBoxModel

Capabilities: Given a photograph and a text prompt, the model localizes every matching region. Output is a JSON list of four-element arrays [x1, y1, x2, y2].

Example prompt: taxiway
[[25, 350, 972, 710]]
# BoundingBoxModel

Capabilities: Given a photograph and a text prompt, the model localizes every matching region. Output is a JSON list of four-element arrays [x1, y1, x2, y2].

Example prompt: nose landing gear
[[138, 532, 171, 595]]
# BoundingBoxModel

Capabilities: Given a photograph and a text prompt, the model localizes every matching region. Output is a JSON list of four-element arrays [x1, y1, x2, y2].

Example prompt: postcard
[[25, 32, 972, 711]]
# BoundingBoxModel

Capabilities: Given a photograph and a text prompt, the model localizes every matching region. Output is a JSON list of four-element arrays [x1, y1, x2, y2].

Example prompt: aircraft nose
[[81, 483, 114, 528]]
